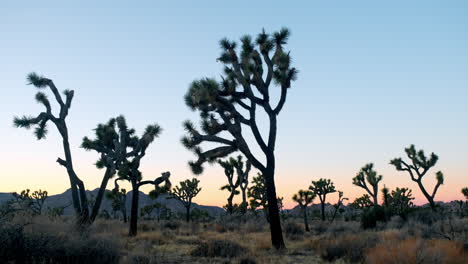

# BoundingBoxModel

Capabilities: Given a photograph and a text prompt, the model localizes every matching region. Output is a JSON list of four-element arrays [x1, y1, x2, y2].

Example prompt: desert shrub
[[309, 220, 329, 234], [361, 206, 386, 229], [0, 222, 121, 263], [407, 207, 441, 225], [162, 220, 180, 230], [284, 221, 304, 240], [327, 221, 360, 236], [365, 238, 467, 264], [319, 232, 379, 262], [191, 239, 248, 258]]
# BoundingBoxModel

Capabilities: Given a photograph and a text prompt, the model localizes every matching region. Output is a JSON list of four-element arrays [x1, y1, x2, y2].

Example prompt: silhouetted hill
[[0, 189, 224, 217]]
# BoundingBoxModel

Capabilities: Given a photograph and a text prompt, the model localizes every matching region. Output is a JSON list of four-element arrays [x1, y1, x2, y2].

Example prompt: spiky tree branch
[[390, 145, 443, 211], [352, 163, 382, 206]]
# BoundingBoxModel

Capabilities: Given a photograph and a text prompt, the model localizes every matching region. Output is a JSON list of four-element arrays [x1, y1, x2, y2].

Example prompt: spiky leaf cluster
[[352, 194, 374, 209], [13, 72, 74, 140], [248, 173, 268, 210], [292, 190, 315, 209], [352, 163, 382, 205], [309, 178, 336, 203], [462, 187, 468, 200], [182, 28, 297, 174], [169, 178, 201, 206]]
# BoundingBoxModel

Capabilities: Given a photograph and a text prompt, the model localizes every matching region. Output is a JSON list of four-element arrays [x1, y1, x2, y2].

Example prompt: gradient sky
[[1, 1, 467, 209]]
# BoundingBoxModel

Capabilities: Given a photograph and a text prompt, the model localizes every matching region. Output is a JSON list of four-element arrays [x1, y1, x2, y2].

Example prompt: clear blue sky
[[1, 1, 467, 207]]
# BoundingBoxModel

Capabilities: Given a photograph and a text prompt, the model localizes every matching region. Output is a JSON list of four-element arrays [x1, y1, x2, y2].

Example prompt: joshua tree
[[181, 28, 297, 249], [12, 189, 48, 215], [387, 187, 414, 219], [14, 73, 90, 223], [248, 173, 269, 221], [292, 190, 315, 231], [462, 188, 468, 200], [218, 158, 241, 214], [309, 178, 336, 221], [235, 157, 252, 214], [330, 191, 348, 223], [105, 116, 171, 236], [390, 145, 444, 211], [352, 163, 382, 206], [117, 167, 170, 236], [169, 178, 201, 222], [382, 185, 390, 208], [236, 160, 251, 214], [14, 73, 125, 225], [106, 188, 127, 222], [352, 194, 374, 209]]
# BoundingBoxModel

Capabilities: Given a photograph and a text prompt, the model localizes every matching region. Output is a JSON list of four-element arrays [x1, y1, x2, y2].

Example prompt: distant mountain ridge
[[0, 189, 224, 217]]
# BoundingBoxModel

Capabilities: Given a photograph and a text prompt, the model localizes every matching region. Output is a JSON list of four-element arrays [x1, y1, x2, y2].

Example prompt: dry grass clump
[[190, 239, 248, 258], [0, 221, 121, 263], [365, 237, 467, 264], [284, 221, 305, 240], [317, 231, 380, 262]]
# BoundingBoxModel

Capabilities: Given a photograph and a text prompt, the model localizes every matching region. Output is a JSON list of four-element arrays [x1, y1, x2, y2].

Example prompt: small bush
[[319, 232, 379, 262], [163, 220, 180, 230], [284, 222, 304, 240], [191, 239, 248, 258], [0, 222, 121, 263], [361, 206, 386, 229]]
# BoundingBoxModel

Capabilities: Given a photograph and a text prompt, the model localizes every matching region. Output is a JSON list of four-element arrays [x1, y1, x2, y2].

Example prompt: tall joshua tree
[[218, 158, 241, 214], [14, 73, 90, 224], [169, 178, 201, 222], [352, 163, 382, 206], [181, 28, 297, 249], [309, 178, 336, 221], [292, 190, 315, 231], [390, 145, 444, 211]]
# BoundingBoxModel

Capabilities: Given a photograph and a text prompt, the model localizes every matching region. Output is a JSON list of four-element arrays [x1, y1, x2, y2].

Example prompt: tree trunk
[[186, 204, 191, 222], [129, 185, 139, 236], [89, 168, 112, 222], [321, 201, 325, 221], [227, 192, 235, 214], [303, 207, 310, 232], [241, 189, 247, 214], [416, 180, 436, 211], [263, 164, 285, 250], [122, 207, 127, 223]]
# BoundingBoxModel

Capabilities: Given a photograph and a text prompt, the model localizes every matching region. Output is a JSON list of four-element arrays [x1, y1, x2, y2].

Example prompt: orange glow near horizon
[[2, 156, 466, 210]]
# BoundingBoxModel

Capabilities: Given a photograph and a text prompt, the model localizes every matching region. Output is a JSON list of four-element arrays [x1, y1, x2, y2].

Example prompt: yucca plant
[[181, 28, 297, 249]]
